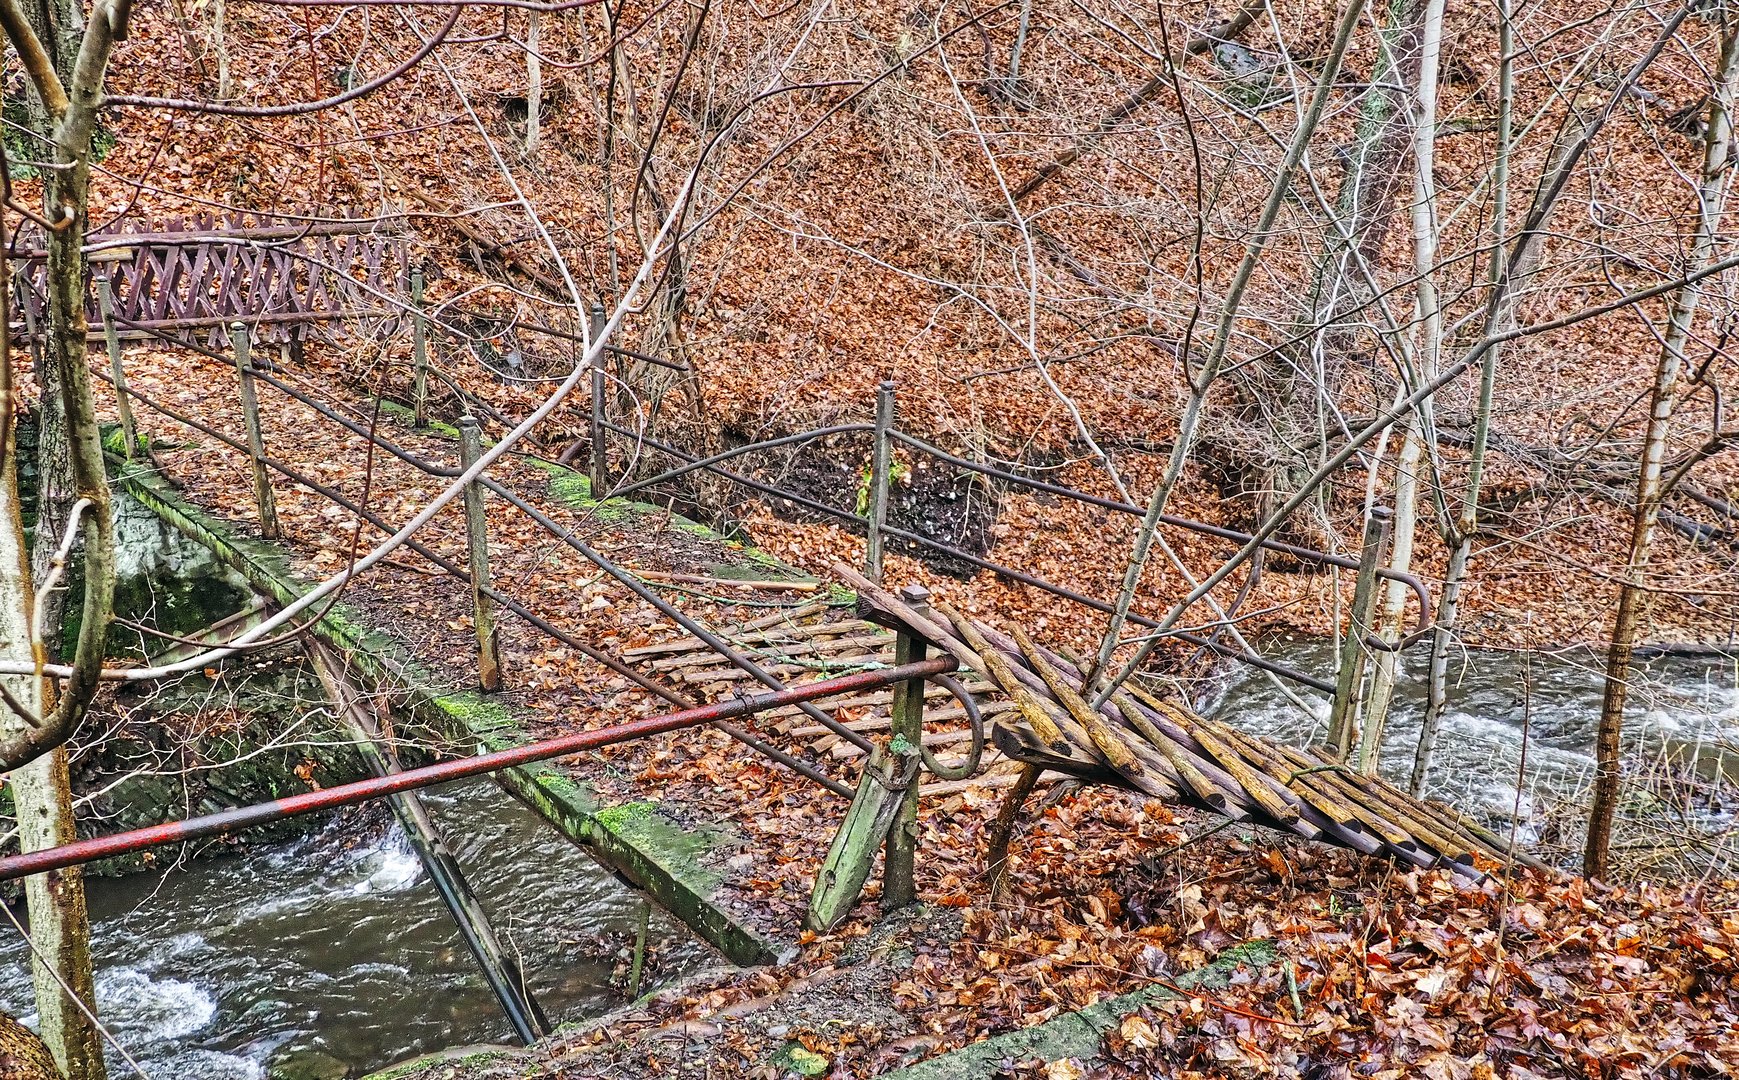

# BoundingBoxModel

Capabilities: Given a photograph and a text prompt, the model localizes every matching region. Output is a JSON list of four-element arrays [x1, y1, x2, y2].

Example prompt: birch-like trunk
[[1357, 0, 1446, 772], [1585, 21, 1739, 879], [1, 237, 103, 1080], [1412, 0, 1514, 794], [524, 11, 540, 153]]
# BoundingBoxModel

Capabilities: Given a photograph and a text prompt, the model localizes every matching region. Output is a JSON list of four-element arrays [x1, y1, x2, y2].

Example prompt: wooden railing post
[[1327, 506, 1391, 759], [229, 321, 280, 540], [410, 266, 430, 428], [866, 380, 896, 582], [459, 415, 503, 691], [96, 274, 138, 460], [883, 582, 929, 911], [588, 301, 608, 497]]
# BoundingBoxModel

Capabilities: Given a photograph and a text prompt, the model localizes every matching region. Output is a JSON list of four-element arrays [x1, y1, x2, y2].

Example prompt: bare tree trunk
[[1226, 0, 1426, 556], [212, 0, 229, 99], [0, 226, 104, 1080], [1413, 0, 1513, 794], [524, 10, 540, 154], [1358, 0, 1446, 771], [1586, 20, 1739, 880]]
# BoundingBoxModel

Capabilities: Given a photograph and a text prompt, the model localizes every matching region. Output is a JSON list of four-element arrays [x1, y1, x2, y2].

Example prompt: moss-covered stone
[[880, 946, 1281, 1079]]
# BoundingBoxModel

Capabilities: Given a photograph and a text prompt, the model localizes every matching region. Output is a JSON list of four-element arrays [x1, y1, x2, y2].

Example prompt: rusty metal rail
[[0, 657, 956, 882], [599, 421, 1345, 693]]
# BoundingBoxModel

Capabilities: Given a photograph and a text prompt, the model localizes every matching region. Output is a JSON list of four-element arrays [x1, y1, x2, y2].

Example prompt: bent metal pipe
[[0, 657, 956, 883]]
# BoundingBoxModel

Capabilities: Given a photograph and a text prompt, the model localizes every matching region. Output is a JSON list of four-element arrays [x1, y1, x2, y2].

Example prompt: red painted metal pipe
[[0, 656, 956, 882]]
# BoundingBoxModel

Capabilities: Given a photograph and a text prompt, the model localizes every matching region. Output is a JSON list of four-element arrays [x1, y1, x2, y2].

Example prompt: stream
[[0, 780, 714, 1080], [1204, 636, 1739, 847]]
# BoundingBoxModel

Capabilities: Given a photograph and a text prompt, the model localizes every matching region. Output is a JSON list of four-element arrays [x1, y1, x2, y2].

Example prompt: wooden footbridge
[[626, 563, 1533, 928], [0, 219, 1547, 1064]]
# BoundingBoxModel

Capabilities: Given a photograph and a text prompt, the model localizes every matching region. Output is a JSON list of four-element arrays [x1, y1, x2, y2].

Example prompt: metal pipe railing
[[98, 374, 857, 799], [0, 657, 956, 882], [599, 421, 1339, 693]]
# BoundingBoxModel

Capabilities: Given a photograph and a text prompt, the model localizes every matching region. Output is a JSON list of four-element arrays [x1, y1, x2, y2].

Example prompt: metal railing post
[[883, 583, 929, 911], [459, 415, 503, 691], [229, 321, 280, 540], [866, 380, 896, 582], [410, 266, 430, 428], [97, 274, 138, 460], [588, 301, 608, 497], [1327, 506, 1392, 759]]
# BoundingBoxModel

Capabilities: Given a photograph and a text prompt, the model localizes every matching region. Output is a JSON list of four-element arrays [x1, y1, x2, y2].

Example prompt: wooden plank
[[806, 747, 906, 932]]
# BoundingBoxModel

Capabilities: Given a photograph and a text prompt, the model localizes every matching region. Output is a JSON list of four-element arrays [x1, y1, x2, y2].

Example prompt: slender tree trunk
[[1, 226, 104, 1080], [1585, 21, 1739, 880], [1358, 0, 1445, 771], [524, 10, 540, 153], [212, 0, 229, 99], [1226, 0, 1426, 557], [1414, 0, 1513, 794]]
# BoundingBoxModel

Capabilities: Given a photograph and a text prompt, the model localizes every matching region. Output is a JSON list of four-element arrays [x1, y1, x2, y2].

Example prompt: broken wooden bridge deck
[[623, 568, 1533, 882]]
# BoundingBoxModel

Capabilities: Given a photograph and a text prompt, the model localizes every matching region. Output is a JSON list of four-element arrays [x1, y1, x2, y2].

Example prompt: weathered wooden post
[[806, 580, 934, 930], [96, 274, 138, 460], [410, 266, 430, 428], [865, 380, 896, 582], [588, 300, 608, 497], [1327, 506, 1392, 760], [229, 321, 281, 540], [882, 582, 929, 910], [458, 415, 503, 691]]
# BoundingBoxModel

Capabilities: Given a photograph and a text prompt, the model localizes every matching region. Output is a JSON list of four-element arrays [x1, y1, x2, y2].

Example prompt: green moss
[[434, 693, 520, 739], [594, 800, 657, 831], [1216, 939, 1278, 971], [773, 1044, 830, 1078], [373, 398, 460, 438], [3, 95, 117, 179]]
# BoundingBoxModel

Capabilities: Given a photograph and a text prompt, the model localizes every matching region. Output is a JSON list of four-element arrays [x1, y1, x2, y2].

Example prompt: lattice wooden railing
[[11, 213, 412, 348]]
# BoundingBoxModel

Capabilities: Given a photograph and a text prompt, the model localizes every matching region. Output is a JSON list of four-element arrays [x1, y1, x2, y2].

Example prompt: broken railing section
[[830, 565, 1551, 887], [306, 639, 549, 1044]]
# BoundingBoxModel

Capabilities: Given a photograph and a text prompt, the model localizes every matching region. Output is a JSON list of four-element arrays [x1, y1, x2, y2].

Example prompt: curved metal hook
[[917, 673, 983, 781]]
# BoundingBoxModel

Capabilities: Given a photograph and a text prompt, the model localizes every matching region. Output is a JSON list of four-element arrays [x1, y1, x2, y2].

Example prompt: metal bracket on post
[[229, 321, 280, 540], [458, 415, 503, 692], [410, 266, 429, 428], [806, 582, 936, 930], [882, 582, 929, 911], [1327, 506, 1392, 759], [866, 380, 896, 582], [588, 301, 608, 498], [97, 274, 138, 460]]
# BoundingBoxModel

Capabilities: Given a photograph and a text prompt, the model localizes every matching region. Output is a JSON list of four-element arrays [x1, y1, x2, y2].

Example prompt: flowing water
[[1203, 636, 1739, 847], [0, 780, 715, 1080]]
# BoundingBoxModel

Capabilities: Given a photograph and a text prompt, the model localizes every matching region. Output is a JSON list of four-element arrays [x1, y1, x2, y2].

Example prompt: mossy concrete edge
[[880, 947, 1279, 1080], [115, 461, 783, 968]]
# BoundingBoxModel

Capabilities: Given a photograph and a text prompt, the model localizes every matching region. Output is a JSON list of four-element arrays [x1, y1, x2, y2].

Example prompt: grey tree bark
[[1585, 18, 1739, 880]]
